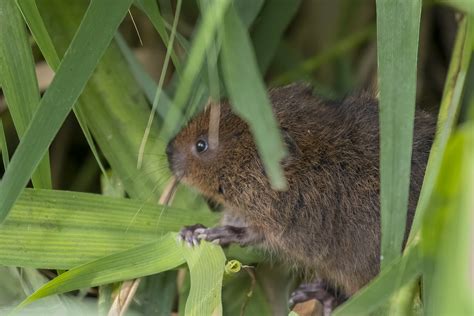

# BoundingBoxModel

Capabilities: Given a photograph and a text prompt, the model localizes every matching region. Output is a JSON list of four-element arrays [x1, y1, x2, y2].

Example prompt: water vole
[[166, 83, 435, 312]]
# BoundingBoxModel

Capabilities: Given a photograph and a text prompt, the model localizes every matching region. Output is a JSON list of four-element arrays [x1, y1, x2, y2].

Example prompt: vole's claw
[[179, 224, 253, 247], [179, 223, 207, 247]]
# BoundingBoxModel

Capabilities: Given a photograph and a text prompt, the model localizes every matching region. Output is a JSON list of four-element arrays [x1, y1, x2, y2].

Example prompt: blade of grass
[[16, 0, 112, 186], [0, 0, 134, 223], [0, 119, 9, 169], [221, 4, 287, 189], [0, 0, 51, 189], [16, 235, 226, 316], [36, 0, 168, 202], [422, 124, 474, 316], [14, 233, 185, 312], [408, 15, 473, 243], [0, 188, 219, 269], [159, 0, 231, 141], [137, 0, 182, 169], [182, 242, 226, 316], [376, 0, 422, 267]]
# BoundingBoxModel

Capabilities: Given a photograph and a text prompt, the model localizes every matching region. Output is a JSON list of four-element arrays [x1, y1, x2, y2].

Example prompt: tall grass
[[0, 0, 472, 315]]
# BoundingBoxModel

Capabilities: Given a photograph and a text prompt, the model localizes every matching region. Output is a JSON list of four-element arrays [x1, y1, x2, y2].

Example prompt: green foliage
[[0, 0, 51, 189], [0, 0, 472, 315], [0, 0, 133, 221], [376, 0, 422, 268]]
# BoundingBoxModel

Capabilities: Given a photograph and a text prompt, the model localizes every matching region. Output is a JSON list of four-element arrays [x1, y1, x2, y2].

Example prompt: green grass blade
[[183, 242, 226, 316], [137, 0, 182, 169], [251, 0, 301, 74], [16, 0, 61, 68], [0, 119, 9, 169], [0, 0, 51, 189], [0, 0, 134, 223], [0, 188, 219, 269], [408, 15, 473, 243], [422, 124, 474, 316], [16, 0, 111, 185], [35, 0, 170, 201], [376, 0, 422, 267], [160, 0, 231, 141], [333, 244, 422, 316], [15, 234, 185, 311], [221, 5, 286, 189]]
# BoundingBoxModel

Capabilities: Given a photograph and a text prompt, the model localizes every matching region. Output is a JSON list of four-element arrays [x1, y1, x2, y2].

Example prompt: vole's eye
[[195, 139, 208, 153]]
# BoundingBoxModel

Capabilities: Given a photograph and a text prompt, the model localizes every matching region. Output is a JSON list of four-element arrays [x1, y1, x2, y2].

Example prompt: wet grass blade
[[221, 5, 286, 189], [0, 0, 134, 223], [0, 188, 219, 269], [376, 0, 422, 267], [0, 0, 51, 189]]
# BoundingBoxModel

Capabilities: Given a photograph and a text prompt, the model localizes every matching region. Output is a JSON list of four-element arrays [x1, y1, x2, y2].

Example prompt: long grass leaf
[[15, 234, 185, 311], [221, 5, 286, 189], [35, 0, 169, 201], [408, 15, 473, 242], [0, 0, 134, 223], [160, 0, 231, 141], [138, 0, 182, 168], [16, 0, 110, 184], [422, 124, 474, 315], [0, 188, 219, 269], [0, 0, 51, 189], [183, 242, 226, 316], [376, 0, 422, 267]]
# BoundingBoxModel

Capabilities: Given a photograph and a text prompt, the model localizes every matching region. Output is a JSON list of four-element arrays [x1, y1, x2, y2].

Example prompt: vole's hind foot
[[289, 281, 347, 316], [178, 224, 254, 247]]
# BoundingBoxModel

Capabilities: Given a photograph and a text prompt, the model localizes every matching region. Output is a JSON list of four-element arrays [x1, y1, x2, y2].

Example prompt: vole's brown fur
[[167, 83, 435, 297]]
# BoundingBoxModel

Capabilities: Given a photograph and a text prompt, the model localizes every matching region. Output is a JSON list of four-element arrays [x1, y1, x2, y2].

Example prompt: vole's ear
[[281, 129, 301, 164]]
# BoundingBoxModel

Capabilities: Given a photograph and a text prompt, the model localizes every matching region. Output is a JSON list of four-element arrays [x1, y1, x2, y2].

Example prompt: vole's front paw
[[178, 224, 251, 247], [178, 223, 207, 247]]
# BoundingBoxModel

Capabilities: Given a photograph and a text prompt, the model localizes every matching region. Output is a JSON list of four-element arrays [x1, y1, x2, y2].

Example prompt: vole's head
[[166, 103, 265, 206]]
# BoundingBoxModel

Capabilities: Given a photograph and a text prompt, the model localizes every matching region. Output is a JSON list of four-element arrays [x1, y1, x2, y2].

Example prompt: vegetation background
[[0, 0, 472, 315]]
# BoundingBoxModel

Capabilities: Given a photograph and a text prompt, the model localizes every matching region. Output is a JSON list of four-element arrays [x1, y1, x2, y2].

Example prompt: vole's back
[[259, 84, 435, 295]]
